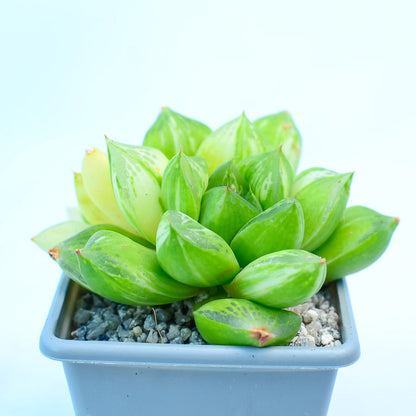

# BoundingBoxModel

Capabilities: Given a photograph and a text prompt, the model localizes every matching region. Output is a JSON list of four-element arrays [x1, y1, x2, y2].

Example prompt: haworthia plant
[[81, 148, 137, 234], [143, 107, 211, 159], [230, 198, 304, 267], [254, 111, 302, 173], [161, 150, 209, 220], [107, 138, 169, 244], [76, 230, 200, 305], [32, 108, 400, 349], [225, 249, 327, 308], [194, 298, 301, 347], [197, 113, 268, 173], [238, 148, 294, 210], [156, 210, 240, 287], [292, 168, 354, 252], [199, 186, 260, 244], [314, 206, 399, 282]]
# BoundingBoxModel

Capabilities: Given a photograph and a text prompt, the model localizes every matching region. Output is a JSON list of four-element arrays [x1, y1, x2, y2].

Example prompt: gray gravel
[[71, 289, 341, 347], [71, 293, 206, 345], [287, 291, 342, 347]]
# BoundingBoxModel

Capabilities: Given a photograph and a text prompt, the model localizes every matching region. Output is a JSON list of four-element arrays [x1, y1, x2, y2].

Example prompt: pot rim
[[39, 275, 360, 370]]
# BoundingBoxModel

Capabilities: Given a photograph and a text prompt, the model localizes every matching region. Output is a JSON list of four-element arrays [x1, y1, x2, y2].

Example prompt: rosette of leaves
[[32, 108, 400, 348]]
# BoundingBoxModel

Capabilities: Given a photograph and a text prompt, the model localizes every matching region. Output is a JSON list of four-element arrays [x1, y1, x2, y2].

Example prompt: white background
[[1, 1, 415, 414]]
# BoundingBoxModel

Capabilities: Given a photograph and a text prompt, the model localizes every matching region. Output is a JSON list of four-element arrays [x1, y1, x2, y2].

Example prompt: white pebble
[[320, 331, 334, 346]]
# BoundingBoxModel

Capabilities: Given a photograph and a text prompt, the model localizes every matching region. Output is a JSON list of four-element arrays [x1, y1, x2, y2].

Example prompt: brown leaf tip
[[250, 328, 273, 346], [48, 247, 59, 260], [394, 217, 400, 225], [75, 249, 82, 256], [319, 258, 326, 264], [86, 147, 96, 155]]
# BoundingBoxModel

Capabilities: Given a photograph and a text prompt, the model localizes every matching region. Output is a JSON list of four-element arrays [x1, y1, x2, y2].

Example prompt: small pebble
[[303, 309, 319, 324], [320, 331, 334, 346], [180, 328, 192, 342], [146, 329, 159, 343], [73, 308, 93, 326], [86, 322, 107, 340], [167, 324, 181, 341], [132, 326, 143, 338], [143, 315, 156, 331]]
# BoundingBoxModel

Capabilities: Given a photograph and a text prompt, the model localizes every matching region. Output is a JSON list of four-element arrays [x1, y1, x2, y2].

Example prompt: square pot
[[40, 275, 360, 416]]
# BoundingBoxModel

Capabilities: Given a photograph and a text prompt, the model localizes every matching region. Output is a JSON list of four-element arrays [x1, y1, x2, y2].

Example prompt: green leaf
[[161, 150, 209, 220], [314, 206, 399, 282], [143, 107, 211, 159], [230, 198, 304, 266], [47, 225, 153, 291], [32, 221, 89, 252], [238, 148, 294, 209], [156, 210, 240, 287], [197, 113, 268, 173], [194, 298, 300, 347], [225, 249, 326, 308], [206, 159, 249, 195], [199, 186, 260, 244], [292, 168, 354, 251], [254, 111, 302, 173], [77, 230, 200, 305], [107, 138, 169, 244]]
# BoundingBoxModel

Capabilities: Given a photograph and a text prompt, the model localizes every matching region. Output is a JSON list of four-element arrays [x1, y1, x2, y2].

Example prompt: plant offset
[[33, 108, 399, 347]]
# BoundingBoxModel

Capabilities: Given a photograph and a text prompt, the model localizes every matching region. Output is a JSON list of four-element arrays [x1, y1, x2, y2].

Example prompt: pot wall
[[64, 363, 337, 416]]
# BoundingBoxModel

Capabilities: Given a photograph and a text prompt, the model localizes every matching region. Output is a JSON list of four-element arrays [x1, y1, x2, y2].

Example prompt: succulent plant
[[33, 108, 399, 348]]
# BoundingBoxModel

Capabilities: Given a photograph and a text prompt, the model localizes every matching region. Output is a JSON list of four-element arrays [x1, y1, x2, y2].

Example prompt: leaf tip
[[48, 247, 59, 260], [86, 147, 96, 156]]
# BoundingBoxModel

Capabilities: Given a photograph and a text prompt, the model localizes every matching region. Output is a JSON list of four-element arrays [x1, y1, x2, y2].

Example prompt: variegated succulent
[[33, 108, 398, 347]]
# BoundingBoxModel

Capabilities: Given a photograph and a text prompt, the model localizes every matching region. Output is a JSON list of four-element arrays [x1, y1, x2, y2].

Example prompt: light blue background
[[1, 1, 415, 414]]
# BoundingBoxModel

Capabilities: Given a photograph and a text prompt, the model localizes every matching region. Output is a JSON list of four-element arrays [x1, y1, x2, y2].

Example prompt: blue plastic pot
[[40, 275, 360, 416]]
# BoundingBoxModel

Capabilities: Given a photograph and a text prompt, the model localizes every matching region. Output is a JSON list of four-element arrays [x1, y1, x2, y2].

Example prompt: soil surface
[[71, 287, 341, 347]]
